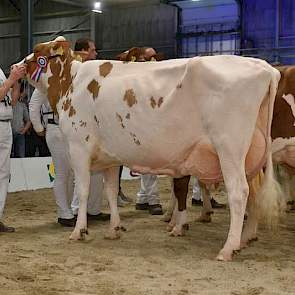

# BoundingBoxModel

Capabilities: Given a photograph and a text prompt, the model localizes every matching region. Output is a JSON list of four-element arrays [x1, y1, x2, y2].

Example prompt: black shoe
[[0, 222, 15, 233], [135, 203, 149, 210], [148, 204, 163, 215], [210, 198, 226, 209], [57, 217, 76, 227], [192, 199, 203, 206], [87, 212, 110, 221]]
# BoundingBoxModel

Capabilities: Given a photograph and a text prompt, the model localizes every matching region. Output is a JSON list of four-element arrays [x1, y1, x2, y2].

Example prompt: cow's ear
[[126, 47, 139, 61], [72, 51, 88, 62], [116, 52, 128, 61], [52, 41, 70, 56]]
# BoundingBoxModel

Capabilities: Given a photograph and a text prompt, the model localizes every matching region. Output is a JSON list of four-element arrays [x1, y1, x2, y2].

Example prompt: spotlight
[[92, 1, 102, 13]]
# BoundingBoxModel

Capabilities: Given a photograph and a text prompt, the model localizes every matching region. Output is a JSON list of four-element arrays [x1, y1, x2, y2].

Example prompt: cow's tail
[[255, 68, 285, 229]]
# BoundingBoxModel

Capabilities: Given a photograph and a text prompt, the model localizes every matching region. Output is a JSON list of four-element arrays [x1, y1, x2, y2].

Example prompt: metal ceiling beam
[[234, 0, 243, 49], [7, 0, 20, 11], [50, 0, 89, 7], [20, 0, 33, 57]]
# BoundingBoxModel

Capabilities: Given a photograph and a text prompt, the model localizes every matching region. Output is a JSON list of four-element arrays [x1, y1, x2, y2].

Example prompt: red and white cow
[[22, 36, 282, 261]]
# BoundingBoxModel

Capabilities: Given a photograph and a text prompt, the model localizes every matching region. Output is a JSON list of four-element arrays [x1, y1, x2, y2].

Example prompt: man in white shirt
[[0, 64, 26, 232]]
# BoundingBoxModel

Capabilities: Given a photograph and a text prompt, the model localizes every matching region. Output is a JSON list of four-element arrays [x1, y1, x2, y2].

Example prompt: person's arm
[[29, 90, 47, 134], [20, 120, 32, 135], [19, 105, 32, 134], [11, 81, 21, 106], [0, 65, 26, 101]]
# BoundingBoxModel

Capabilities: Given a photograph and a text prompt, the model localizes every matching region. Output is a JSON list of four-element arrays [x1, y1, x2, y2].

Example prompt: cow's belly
[[127, 127, 266, 182]]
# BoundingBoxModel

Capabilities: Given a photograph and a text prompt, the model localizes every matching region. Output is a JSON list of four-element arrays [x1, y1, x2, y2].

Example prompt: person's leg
[[0, 122, 14, 232], [192, 177, 203, 206], [14, 133, 25, 158], [38, 135, 51, 157], [192, 177, 225, 209], [136, 174, 162, 215], [136, 174, 151, 207], [25, 133, 35, 157], [11, 133, 16, 158], [118, 166, 132, 204], [46, 125, 75, 226], [87, 172, 110, 221]]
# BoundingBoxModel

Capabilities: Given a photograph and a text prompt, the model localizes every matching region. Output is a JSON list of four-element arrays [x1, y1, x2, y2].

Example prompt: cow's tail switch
[[255, 68, 285, 229]]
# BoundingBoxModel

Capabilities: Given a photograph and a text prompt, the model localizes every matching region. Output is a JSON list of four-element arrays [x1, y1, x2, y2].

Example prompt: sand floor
[[1, 177, 295, 295]]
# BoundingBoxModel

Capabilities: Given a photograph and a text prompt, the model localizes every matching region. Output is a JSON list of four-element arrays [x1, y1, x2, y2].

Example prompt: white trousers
[[0, 122, 12, 219], [71, 172, 103, 216], [46, 124, 103, 219], [192, 177, 203, 201], [136, 174, 160, 205]]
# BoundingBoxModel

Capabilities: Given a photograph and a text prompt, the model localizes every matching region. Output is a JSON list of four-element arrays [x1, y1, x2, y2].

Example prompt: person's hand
[[37, 130, 46, 137], [19, 127, 26, 135], [8, 65, 27, 83]]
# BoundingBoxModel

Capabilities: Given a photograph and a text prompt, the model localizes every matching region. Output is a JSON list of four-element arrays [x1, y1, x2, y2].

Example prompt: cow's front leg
[[103, 167, 123, 240], [162, 178, 177, 222], [169, 176, 190, 236], [69, 158, 90, 241], [197, 183, 213, 223]]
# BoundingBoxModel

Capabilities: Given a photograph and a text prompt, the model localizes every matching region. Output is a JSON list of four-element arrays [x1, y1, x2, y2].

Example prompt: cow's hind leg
[[162, 178, 177, 222], [103, 167, 124, 240], [215, 149, 249, 261], [169, 176, 190, 237], [240, 170, 263, 248], [69, 155, 90, 240], [197, 182, 213, 223], [167, 198, 178, 232]]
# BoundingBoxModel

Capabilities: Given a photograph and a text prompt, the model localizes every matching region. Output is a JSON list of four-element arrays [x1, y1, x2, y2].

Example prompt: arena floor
[[1, 177, 295, 295]]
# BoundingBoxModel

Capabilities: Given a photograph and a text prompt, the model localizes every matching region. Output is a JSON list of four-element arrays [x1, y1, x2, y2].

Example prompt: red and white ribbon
[[31, 56, 48, 82]]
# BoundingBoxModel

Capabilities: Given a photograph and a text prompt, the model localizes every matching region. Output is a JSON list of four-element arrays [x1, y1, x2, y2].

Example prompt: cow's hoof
[[241, 236, 258, 248], [216, 251, 233, 262], [183, 223, 189, 231], [104, 228, 121, 240], [69, 228, 88, 241], [166, 223, 175, 232], [161, 213, 172, 223], [169, 226, 185, 237], [240, 240, 249, 249], [216, 247, 240, 261], [197, 215, 212, 223]]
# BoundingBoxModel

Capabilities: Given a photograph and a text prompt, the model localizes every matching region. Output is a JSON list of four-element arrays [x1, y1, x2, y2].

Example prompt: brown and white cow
[[21, 36, 282, 261], [231, 65, 295, 245], [271, 65, 295, 209], [171, 65, 295, 245], [272, 66, 295, 169]]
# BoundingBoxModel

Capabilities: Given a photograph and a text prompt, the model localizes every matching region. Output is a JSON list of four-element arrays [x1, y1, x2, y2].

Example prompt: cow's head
[[116, 47, 164, 62], [24, 36, 75, 113], [25, 36, 70, 88]]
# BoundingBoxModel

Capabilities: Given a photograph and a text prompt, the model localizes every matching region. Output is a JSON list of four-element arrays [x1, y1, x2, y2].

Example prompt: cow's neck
[[47, 54, 75, 114]]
